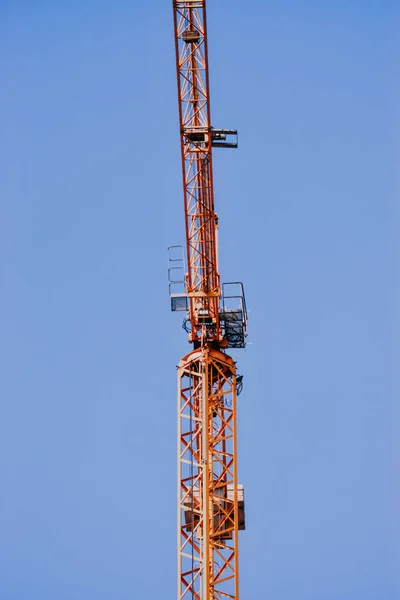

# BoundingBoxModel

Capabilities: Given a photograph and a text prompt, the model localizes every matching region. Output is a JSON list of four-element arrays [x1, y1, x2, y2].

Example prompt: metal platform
[[168, 245, 188, 312], [168, 255, 248, 348], [184, 484, 245, 541], [219, 282, 248, 348]]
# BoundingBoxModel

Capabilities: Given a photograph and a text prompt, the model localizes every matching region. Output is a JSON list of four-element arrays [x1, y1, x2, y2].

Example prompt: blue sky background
[[1, 0, 398, 598]]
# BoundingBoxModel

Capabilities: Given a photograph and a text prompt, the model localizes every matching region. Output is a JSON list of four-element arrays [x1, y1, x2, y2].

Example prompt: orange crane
[[168, 2, 247, 599]]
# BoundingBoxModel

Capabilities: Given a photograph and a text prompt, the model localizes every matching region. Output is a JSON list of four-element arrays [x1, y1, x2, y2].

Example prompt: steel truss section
[[178, 347, 239, 600], [173, 1, 221, 344]]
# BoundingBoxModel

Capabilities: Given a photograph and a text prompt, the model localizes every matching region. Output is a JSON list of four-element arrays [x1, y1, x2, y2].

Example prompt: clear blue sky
[[1, 1, 397, 598]]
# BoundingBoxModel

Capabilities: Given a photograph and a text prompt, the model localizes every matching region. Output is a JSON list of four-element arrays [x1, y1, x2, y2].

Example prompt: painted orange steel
[[178, 348, 239, 600], [172, 2, 243, 599], [173, 0, 221, 345]]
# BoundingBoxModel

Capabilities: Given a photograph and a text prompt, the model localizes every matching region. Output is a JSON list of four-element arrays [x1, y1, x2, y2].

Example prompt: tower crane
[[168, 2, 247, 599]]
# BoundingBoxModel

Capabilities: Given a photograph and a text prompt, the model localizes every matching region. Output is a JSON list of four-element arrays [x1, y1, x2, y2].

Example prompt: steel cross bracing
[[178, 348, 240, 600], [172, 2, 246, 600], [173, 0, 220, 345]]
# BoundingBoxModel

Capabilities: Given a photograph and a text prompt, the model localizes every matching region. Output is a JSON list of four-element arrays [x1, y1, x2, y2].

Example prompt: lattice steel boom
[[169, 2, 247, 600]]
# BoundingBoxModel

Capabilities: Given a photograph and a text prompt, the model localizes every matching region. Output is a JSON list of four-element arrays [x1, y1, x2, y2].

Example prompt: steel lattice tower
[[169, 3, 247, 599]]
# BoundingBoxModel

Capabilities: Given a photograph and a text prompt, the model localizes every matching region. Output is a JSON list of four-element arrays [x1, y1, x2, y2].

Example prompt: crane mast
[[170, 2, 247, 599]]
